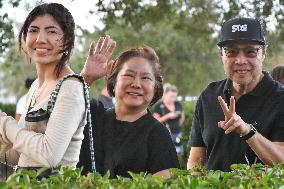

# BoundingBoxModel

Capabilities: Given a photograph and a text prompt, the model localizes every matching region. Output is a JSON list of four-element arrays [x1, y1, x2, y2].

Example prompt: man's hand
[[217, 96, 250, 135], [81, 35, 116, 86]]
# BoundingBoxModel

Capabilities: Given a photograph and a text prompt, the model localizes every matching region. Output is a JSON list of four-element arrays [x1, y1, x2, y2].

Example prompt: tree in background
[[0, 0, 20, 54], [0, 43, 35, 98], [0, 0, 36, 100], [1, 0, 284, 99], [92, 0, 284, 96], [81, 0, 225, 96]]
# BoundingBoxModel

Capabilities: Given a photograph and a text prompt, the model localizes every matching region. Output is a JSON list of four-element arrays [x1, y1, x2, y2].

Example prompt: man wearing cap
[[187, 17, 284, 171]]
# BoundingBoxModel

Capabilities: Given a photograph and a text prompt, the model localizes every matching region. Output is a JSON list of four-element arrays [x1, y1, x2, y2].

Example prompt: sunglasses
[[222, 46, 261, 58]]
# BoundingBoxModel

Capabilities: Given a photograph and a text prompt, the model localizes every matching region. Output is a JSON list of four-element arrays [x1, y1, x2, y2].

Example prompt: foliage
[[0, 43, 36, 98], [176, 100, 195, 168], [94, 0, 224, 96], [96, 0, 181, 31], [0, 102, 16, 117], [2, 164, 284, 188], [95, 0, 284, 54], [2, 0, 284, 97], [0, 0, 20, 54]]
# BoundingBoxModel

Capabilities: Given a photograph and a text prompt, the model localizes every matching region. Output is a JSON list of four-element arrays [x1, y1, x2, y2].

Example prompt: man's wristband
[[240, 124, 258, 140]]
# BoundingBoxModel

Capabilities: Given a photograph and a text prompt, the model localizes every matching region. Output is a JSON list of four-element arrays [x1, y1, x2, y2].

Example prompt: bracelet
[[240, 124, 258, 140], [80, 72, 92, 89]]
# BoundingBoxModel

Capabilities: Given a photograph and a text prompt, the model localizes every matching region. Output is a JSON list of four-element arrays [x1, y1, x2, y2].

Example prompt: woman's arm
[[152, 112, 178, 123], [179, 111, 185, 126], [81, 35, 116, 87], [187, 147, 206, 169], [0, 80, 85, 167]]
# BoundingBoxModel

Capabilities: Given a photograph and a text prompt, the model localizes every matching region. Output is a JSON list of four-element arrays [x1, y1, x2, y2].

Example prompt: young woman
[[0, 3, 87, 173], [78, 37, 179, 179]]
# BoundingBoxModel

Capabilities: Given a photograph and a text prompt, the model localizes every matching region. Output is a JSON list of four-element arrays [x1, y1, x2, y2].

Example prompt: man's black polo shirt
[[189, 71, 284, 171]]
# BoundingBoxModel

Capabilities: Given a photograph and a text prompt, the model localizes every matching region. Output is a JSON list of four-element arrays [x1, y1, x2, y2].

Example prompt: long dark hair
[[18, 3, 75, 77]]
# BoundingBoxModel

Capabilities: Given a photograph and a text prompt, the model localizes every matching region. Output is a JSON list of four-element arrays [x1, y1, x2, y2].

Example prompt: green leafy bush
[[179, 100, 196, 168], [0, 103, 16, 117], [2, 164, 284, 188]]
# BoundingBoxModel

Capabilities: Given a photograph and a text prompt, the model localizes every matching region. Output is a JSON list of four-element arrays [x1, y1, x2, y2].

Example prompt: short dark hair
[[106, 45, 163, 106], [270, 65, 284, 85], [18, 3, 75, 77]]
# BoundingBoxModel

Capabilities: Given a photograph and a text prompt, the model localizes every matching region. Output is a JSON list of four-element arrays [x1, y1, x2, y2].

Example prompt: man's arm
[[247, 135, 284, 165], [187, 147, 206, 169], [218, 96, 284, 165]]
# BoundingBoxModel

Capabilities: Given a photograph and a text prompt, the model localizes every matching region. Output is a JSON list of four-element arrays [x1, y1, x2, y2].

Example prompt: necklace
[[30, 82, 48, 107]]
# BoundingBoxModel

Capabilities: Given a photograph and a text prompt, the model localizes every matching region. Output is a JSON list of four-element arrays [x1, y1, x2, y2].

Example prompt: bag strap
[[102, 108, 115, 176], [159, 103, 171, 133], [46, 74, 96, 172]]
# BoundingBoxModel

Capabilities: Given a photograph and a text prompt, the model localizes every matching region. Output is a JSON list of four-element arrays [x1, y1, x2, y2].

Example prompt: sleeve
[[0, 116, 16, 155], [1, 80, 85, 167], [78, 99, 106, 175], [188, 98, 205, 147], [270, 100, 284, 142], [153, 102, 162, 115], [146, 121, 180, 174], [0, 149, 19, 166]]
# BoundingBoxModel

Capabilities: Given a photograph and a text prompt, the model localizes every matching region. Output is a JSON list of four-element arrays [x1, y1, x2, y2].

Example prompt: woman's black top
[[77, 100, 179, 178]]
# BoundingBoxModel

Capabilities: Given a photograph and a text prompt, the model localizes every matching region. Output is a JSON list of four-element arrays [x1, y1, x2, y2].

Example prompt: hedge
[[0, 103, 16, 117], [1, 164, 284, 188]]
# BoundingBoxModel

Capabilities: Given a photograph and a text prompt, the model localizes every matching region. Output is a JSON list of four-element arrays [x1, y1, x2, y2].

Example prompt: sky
[[3, 0, 104, 32]]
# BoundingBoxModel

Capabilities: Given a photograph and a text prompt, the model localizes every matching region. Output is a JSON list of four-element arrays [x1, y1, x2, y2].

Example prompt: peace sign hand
[[217, 96, 250, 135], [81, 35, 116, 86]]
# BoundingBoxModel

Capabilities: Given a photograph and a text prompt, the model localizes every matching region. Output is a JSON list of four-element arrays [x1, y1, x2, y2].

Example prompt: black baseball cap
[[217, 17, 265, 46]]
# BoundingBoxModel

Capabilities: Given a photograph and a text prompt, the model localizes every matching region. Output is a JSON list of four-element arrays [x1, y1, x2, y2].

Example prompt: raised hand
[[217, 96, 250, 135], [81, 35, 116, 86]]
